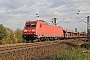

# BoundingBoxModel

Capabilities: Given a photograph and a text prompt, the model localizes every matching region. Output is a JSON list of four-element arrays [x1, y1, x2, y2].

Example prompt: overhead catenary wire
[[9, 0, 23, 6], [0, 2, 31, 19], [58, 0, 88, 23], [65, 0, 78, 11], [39, 0, 71, 17], [39, 0, 60, 12], [39, 0, 70, 23], [0, 2, 15, 9], [0, 2, 32, 14], [0, 2, 37, 19], [0, 0, 86, 22], [48, 0, 66, 12], [44, 0, 80, 23], [0, 0, 48, 19], [1, 0, 85, 21], [8, 0, 70, 18], [8, 0, 36, 13], [40, 0, 83, 23], [47, 0, 77, 17], [8, 0, 77, 18], [8, 0, 54, 17], [58, 0, 76, 12], [48, 0, 85, 22]]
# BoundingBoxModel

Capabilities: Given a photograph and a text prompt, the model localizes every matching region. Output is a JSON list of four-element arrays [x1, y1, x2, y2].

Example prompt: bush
[[0, 40, 2, 44], [32, 48, 90, 60], [57, 48, 90, 60], [81, 43, 90, 49]]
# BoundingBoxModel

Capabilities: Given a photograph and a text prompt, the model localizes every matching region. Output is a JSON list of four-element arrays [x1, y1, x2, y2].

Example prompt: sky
[[0, 0, 90, 32]]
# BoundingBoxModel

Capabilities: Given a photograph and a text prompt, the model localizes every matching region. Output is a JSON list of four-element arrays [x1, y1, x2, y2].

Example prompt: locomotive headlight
[[24, 30, 27, 32], [32, 30, 35, 32]]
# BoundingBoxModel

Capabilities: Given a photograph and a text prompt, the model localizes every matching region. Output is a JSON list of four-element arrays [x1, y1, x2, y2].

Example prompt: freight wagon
[[64, 29, 87, 39]]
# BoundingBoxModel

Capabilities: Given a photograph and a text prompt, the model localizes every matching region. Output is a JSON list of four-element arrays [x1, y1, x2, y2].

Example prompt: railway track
[[0, 38, 87, 54], [0, 38, 88, 60], [0, 40, 61, 54]]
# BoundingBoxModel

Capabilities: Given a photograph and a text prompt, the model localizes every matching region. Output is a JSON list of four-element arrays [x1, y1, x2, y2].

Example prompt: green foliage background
[[32, 48, 90, 60], [0, 24, 24, 44], [0, 24, 7, 40]]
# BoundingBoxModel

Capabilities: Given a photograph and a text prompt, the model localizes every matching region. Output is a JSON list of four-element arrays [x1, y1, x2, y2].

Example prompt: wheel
[[31, 40, 34, 43]]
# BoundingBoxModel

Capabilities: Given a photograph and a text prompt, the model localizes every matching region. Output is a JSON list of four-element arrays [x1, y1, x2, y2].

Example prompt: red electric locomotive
[[23, 20, 64, 42]]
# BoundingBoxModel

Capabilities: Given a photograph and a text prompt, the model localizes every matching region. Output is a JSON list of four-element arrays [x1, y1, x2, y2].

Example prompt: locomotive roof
[[26, 20, 44, 23], [25, 20, 62, 27]]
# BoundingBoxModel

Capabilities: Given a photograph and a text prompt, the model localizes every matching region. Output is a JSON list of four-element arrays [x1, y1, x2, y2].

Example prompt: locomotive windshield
[[25, 22, 36, 27]]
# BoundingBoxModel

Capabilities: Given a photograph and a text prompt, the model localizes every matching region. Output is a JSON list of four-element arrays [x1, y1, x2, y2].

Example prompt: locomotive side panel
[[36, 20, 64, 39]]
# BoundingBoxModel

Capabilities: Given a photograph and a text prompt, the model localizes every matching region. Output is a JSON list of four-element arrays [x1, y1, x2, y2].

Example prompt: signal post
[[87, 16, 90, 41]]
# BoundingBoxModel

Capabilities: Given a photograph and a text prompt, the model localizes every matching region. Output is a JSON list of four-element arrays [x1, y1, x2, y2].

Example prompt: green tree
[[9, 30, 15, 43], [15, 28, 23, 43], [0, 24, 7, 40], [2, 28, 15, 44]]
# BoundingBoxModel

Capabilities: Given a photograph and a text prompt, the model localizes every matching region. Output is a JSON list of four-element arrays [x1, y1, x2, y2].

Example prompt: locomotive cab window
[[31, 23, 36, 27], [40, 24, 42, 28], [25, 24, 30, 27], [25, 22, 36, 27]]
